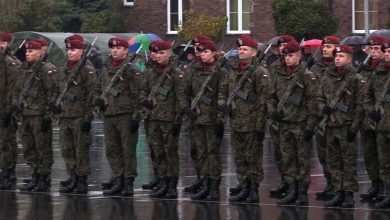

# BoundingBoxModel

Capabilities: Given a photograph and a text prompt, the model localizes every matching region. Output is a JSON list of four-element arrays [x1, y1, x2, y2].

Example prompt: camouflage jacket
[[218, 57, 270, 132], [0, 55, 20, 114]]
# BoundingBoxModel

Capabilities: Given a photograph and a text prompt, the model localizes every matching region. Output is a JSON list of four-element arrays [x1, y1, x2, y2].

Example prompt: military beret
[[278, 35, 296, 45], [0, 32, 13, 42], [196, 40, 217, 51], [149, 40, 172, 51], [333, 45, 354, 56], [322, 36, 341, 45], [108, 37, 129, 48], [236, 35, 258, 49], [368, 35, 386, 46], [381, 39, 390, 52], [192, 35, 211, 44], [35, 39, 48, 47], [282, 41, 301, 54], [65, 34, 84, 49], [25, 40, 42, 50]]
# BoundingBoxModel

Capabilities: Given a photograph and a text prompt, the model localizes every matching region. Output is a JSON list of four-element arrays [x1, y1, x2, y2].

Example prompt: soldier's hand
[[322, 106, 332, 115], [255, 131, 265, 142], [303, 130, 314, 142], [81, 121, 92, 132], [129, 120, 139, 133], [40, 119, 52, 132], [220, 104, 232, 116], [94, 98, 105, 111], [369, 110, 381, 122], [50, 103, 62, 114], [215, 123, 224, 138], [2, 112, 12, 127], [172, 124, 181, 137], [271, 111, 283, 122], [184, 107, 197, 119], [346, 129, 357, 142], [143, 99, 154, 110]]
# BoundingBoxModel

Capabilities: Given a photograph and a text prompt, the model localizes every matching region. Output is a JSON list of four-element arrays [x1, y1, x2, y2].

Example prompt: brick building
[[120, 0, 390, 46]]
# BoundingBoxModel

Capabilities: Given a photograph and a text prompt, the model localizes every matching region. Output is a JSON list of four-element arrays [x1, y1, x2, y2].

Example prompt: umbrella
[[341, 35, 365, 45], [128, 33, 161, 52], [366, 29, 390, 42], [267, 36, 281, 46], [173, 44, 195, 61], [300, 39, 322, 48]]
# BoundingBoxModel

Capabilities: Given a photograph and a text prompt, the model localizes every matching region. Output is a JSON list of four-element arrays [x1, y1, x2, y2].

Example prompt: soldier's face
[[285, 52, 301, 66], [370, 45, 385, 60], [322, 44, 336, 58], [0, 41, 7, 52], [385, 48, 390, 62], [67, 48, 83, 61], [238, 46, 256, 60], [334, 53, 352, 67], [278, 43, 287, 53], [200, 50, 216, 63], [25, 49, 41, 63], [111, 46, 128, 60], [150, 51, 157, 61], [156, 50, 172, 64]]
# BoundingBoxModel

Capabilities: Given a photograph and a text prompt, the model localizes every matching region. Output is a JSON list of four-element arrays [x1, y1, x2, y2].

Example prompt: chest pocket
[[61, 71, 83, 102]]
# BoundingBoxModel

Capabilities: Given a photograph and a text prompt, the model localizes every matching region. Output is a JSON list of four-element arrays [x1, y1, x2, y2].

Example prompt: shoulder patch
[[135, 72, 141, 76], [178, 73, 184, 79]]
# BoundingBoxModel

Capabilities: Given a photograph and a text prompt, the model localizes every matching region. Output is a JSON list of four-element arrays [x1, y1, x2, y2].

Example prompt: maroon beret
[[382, 39, 390, 52], [278, 35, 296, 45], [368, 35, 386, 46], [192, 35, 211, 44], [236, 35, 258, 49], [282, 41, 301, 54], [333, 45, 354, 56], [149, 40, 172, 51], [108, 37, 129, 48], [0, 32, 13, 42], [25, 40, 42, 50], [35, 39, 48, 47], [196, 40, 217, 51], [65, 34, 84, 49], [322, 36, 341, 45]]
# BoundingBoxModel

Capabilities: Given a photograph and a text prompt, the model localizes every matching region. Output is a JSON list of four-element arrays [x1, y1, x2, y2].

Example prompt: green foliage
[[272, 0, 338, 40], [178, 11, 228, 43], [81, 10, 126, 33]]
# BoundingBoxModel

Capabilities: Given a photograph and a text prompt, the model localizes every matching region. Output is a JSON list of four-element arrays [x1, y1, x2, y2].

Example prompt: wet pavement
[[2, 118, 390, 220]]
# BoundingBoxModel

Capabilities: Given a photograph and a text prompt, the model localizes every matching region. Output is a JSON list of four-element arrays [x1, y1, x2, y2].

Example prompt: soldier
[[0, 32, 19, 190], [359, 35, 386, 201], [310, 36, 341, 200], [365, 39, 390, 208], [267, 41, 319, 205], [141, 40, 183, 199], [319, 45, 364, 208], [181, 40, 224, 201], [14, 40, 56, 192], [51, 34, 97, 194], [218, 35, 269, 203], [94, 37, 142, 196]]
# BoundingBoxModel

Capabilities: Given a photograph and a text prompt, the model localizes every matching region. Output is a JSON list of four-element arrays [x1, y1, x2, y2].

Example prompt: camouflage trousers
[[315, 130, 331, 182], [279, 122, 311, 185], [20, 115, 53, 174], [230, 130, 263, 184], [191, 125, 222, 179], [59, 117, 92, 176], [0, 117, 18, 170], [144, 119, 157, 171], [326, 127, 358, 192], [104, 114, 138, 178], [376, 132, 390, 186], [361, 130, 380, 181], [269, 123, 283, 178], [149, 120, 180, 178], [188, 127, 200, 176]]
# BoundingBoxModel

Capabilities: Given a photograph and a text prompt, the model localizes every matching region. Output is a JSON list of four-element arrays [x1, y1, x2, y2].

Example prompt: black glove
[[346, 129, 357, 142], [94, 98, 105, 111], [303, 130, 314, 142], [172, 124, 181, 137], [322, 106, 332, 115], [143, 99, 154, 110], [2, 112, 12, 127], [255, 131, 265, 142], [271, 111, 283, 122], [81, 121, 92, 132], [215, 123, 224, 138], [184, 107, 197, 119], [50, 103, 62, 114], [13, 103, 22, 115], [129, 120, 139, 133], [220, 105, 232, 116], [369, 110, 381, 122], [40, 119, 52, 132]]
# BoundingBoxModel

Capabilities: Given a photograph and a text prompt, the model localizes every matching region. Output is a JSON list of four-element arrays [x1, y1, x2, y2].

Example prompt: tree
[[81, 10, 126, 33], [178, 11, 228, 43], [272, 0, 338, 40]]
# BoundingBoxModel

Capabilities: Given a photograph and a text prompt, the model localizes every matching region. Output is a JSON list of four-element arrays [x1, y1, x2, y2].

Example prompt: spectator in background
[[88, 48, 103, 74], [352, 45, 368, 67]]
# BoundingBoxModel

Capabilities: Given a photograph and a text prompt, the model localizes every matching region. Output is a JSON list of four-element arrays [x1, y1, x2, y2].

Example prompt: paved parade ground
[[1, 118, 389, 220]]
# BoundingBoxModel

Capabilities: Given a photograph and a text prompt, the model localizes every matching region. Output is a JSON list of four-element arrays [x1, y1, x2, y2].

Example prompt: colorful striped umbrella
[[128, 33, 161, 52]]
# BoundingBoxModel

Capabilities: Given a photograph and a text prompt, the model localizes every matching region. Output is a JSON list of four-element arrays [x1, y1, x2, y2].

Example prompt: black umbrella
[[267, 36, 281, 46], [173, 44, 195, 61], [366, 29, 390, 42], [340, 35, 365, 45]]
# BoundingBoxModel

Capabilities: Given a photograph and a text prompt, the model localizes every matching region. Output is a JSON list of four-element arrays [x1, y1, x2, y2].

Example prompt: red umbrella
[[301, 39, 322, 48]]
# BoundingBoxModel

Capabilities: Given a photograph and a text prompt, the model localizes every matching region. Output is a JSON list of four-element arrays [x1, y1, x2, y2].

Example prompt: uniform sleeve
[[174, 69, 185, 124], [351, 75, 365, 131], [363, 73, 375, 113], [304, 74, 321, 131], [181, 68, 193, 111], [5, 60, 19, 114], [128, 65, 144, 121], [265, 72, 277, 115], [255, 67, 270, 131], [83, 65, 97, 122], [217, 69, 229, 108], [43, 63, 57, 120]]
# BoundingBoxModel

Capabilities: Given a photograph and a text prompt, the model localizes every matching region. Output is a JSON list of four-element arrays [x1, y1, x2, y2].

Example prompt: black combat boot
[[361, 179, 380, 200], [376, 179, 385, 201], [60, 172, 76, 187], [270, 178, 289, 196], [191, 178, 210, 200], [72, 176, 88, 194], [59, 173, 77, 193], [277, 181, 298, 205], [245, 181, 259, 203], [324, 190, 345, 207], [142, 169, 161, 190], [103, 175, 124, 195], [0, 169, 16, 190], [184, 175, 202, 194], [101, 177, 116, 190], [31, 173, 51, 192], [165, 177, 178, 199], [121, 177, 134, 196], [229, 180, 244, 196], [229, 179, 250, 202], [295, 183, 309, 206], [315, 177, 334, 200], [205, 178, 220, 201], [150, 177, 168, 198], [341, 191, 355, 208], [375, 186, 390, 209], [19, 172, 39, 192]]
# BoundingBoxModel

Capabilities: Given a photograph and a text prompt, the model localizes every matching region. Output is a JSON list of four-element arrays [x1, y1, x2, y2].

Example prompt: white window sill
[[352, 30, 378, 34], [226, 30, 251, 35], [166, 31, 179, 35]]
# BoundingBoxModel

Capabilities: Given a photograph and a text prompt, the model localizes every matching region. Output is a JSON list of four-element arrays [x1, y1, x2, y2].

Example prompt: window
[[352, 0, 378, 33], [123, 0, 134, 6], [227, 0, 250, 34], [167, 0, 189, 34]]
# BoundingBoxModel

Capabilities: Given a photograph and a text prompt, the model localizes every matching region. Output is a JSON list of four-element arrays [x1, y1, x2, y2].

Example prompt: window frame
[[226, 0, 250, 34], [167, 0, 183, 34], [123, 0, 134, 6], [352, 0, 378, 34]]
